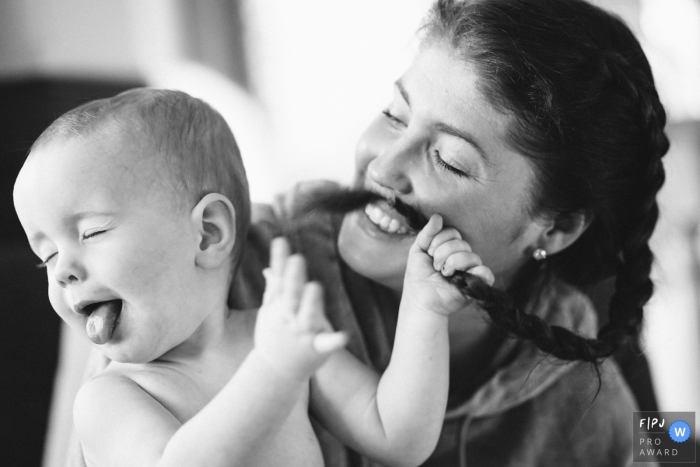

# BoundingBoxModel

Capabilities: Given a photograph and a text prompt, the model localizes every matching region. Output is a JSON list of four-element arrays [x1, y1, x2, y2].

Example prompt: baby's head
[[29, 88, 251, 253], [14, 88, 251, 363]]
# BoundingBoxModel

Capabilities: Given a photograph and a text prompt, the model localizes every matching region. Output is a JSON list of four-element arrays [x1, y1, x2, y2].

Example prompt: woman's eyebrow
[[395, 78, 490, 164]]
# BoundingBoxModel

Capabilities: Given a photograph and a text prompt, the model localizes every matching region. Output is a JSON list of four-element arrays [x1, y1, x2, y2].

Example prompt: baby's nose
[[53, 254, 86, 287]]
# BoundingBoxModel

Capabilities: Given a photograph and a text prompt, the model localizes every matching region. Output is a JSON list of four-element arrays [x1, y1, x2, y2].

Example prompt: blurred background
[[0, 0, 698, 465]]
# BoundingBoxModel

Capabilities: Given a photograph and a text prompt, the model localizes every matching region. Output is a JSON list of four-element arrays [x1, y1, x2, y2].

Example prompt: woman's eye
[[36, 253, 57, 269], [432, 150, 470, 178], [382, 110, 405, 126]]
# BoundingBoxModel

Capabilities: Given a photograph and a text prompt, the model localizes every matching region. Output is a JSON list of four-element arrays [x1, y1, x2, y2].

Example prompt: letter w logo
[[674, 427, 687, 437]]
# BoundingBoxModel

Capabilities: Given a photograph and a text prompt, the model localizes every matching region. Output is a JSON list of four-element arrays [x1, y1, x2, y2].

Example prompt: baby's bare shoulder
[[73, 367, 192, 464], [76, 369, 141, 410], [82, 361, 214, 426], [74, 367, 168, 415], [73, 372, 156, 443]]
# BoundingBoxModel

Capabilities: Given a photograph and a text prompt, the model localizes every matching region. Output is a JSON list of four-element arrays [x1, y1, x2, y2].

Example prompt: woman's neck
[[445, 303, 503, 402]]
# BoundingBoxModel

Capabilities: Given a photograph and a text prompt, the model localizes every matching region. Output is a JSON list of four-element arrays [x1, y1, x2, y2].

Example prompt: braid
[[596, 52, 669, 351], [429, 0, 670, 362], [463, 49, 669, 362], [451, 270, 614, 362]]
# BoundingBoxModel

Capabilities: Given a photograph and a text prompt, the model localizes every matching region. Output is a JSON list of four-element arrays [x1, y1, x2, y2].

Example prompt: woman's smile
[[363, 201, 414, 236]]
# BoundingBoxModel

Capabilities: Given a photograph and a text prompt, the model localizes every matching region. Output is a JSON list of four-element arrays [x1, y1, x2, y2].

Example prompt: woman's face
[[338, 41, 549, 292]]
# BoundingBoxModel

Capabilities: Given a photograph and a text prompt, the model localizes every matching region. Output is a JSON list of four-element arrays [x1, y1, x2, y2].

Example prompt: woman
[[53, 0, 665, 465], [232, 0, 668, 465]]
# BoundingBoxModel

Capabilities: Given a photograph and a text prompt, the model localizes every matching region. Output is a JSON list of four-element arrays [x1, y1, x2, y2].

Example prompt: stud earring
[[533, 248, 547, 261]]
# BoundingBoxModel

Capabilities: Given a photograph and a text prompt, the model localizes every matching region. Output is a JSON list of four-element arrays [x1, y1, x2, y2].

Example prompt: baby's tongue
[[86, 301, 121, 345]]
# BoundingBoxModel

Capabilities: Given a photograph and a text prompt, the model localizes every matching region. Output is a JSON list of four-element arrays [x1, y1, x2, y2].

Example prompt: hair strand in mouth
[[299, 187, 428, 231]]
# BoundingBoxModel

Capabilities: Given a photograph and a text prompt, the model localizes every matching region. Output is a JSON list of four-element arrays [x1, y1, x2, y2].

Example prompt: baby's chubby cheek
[[123, 243, 195, 297], [48, 285, 79, 325]]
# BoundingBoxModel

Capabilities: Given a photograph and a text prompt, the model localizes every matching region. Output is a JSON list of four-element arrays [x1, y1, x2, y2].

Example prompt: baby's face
[[14, 131, 213, 363]]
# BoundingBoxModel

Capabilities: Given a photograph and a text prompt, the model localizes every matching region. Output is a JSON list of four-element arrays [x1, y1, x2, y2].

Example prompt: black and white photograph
[[1, 1, 699, 466]]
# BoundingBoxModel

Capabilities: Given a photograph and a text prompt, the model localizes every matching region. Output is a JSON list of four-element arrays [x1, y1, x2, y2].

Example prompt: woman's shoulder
[[461, 357, 636, 467], [456, 280, 638, 466], [229, 180, 346, 311], [534, 357, 636, 463]]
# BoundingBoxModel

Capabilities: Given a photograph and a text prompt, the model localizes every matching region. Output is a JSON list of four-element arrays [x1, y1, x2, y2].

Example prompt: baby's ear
[[191, 193, 236, 269]]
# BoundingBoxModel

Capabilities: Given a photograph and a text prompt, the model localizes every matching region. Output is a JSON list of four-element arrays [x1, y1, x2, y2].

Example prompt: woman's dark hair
[[303, 0, 668, 363], [419, 0, 669, 361]]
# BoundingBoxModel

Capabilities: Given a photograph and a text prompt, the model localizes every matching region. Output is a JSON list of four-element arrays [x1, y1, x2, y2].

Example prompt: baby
[[13, 88, 493, 467]]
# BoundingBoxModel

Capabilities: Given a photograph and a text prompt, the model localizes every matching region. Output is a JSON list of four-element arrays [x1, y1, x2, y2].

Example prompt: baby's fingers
[[297, 282, 347, 356], [427, 228, 465, 257], [439, 251, 482, 276], [313, 332, 349, 355], [278, 254, 308, 317], [264, 237, 292, 304], [262, 268, 277, 305], [413, 214, 443, 252], [270, 237, 292, 277], [432, 239, 481, 274], [296, 282, 328, 331], [465, 265, 495, 286]]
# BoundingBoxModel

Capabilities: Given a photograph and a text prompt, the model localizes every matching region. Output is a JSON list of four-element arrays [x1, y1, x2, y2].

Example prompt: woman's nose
[[53, 253, 85, 288], [366, 137, 416, 194]]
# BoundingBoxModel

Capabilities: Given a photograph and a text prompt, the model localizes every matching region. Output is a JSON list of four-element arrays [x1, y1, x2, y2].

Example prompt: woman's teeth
[[364, 203, 410, 234]]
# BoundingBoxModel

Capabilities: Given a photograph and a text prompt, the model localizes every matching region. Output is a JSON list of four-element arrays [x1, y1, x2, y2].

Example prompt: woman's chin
[[337, 211, 413, 292]]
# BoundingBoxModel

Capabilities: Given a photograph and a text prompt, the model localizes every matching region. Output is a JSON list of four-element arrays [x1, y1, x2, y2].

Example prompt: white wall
[[0, 0, 139, 79], [241, 0, 434, 192]]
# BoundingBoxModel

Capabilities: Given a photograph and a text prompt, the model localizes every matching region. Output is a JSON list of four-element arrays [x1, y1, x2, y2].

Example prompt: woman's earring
[[533, 248, 547, 261]]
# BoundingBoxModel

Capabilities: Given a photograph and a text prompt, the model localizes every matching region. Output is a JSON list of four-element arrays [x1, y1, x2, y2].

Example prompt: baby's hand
[[255, 237, 348, 381], [404, 214, 495, 316]]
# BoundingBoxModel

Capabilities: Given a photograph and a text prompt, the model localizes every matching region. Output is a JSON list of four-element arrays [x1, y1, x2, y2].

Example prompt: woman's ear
[[536, 211, 591, 256], [190, 193, 237, 269]]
